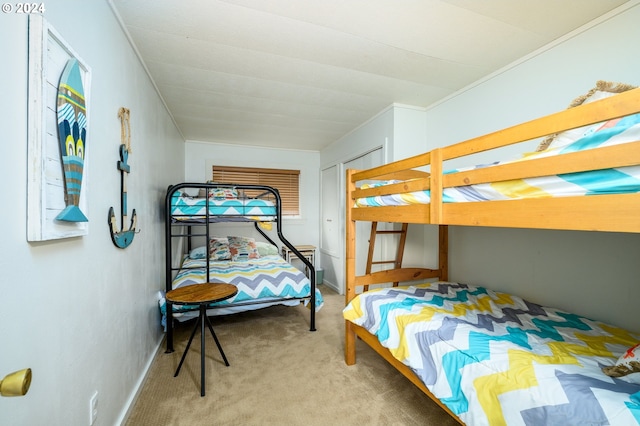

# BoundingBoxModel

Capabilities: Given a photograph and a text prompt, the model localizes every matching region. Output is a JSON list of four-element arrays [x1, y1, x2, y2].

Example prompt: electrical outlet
[[89, 391, 98, 425]]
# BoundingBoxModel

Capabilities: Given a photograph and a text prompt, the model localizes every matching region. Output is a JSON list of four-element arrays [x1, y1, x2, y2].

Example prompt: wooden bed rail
[[346, 87, 640, 232], [441, 86, 640, 161], [354, 268, 441, 287], [350, 87, 640, 188]]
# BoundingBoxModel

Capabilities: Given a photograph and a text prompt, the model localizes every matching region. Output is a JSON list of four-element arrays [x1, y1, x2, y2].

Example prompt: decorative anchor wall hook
[[108, 107, 138, 248]]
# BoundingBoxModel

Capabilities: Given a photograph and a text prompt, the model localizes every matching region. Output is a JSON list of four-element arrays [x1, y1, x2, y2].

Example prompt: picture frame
[[27, 15, 92, 241]]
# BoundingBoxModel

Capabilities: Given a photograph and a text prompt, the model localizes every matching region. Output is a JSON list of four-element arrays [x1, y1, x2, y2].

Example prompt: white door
[[321, 166, 339, 253], [319, 165, 340, 292], [320, 148, 382, 294]]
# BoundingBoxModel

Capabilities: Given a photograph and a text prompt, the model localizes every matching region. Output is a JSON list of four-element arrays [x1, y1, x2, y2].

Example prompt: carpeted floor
[[124, 286, 459, 425]]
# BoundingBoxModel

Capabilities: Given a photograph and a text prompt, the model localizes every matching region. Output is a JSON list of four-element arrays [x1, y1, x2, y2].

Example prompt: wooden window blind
[[212, 166, 300, 216]]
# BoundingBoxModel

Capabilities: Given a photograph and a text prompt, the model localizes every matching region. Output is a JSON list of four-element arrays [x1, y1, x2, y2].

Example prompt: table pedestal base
[[174, 305, 230, 396]]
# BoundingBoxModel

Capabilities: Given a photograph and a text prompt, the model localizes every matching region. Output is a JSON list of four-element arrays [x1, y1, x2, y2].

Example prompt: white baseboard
[[116, 335, 165, 425], [322, 280, 340, 295]]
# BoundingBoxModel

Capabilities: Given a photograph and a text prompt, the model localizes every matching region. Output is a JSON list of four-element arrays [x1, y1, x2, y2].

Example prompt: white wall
[[0, 2, 184, 425], [425, 3, 640, 331], [322, 103, 427, 167], [388, 104, 428, 161], [184, 141, 320, 250], [322, 105, 392, 168]]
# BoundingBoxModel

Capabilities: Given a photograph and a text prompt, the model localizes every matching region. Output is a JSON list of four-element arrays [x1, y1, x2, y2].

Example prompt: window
[[212, 166, 300, 216]]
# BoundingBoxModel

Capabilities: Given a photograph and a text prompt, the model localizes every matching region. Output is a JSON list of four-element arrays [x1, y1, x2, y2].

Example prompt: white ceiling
[[111, 0, 630, 151]]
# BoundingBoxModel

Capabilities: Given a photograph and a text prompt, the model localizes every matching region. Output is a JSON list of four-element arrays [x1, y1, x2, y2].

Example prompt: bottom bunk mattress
[[160, 254, 324, 326], [343, 282, 640, 426]]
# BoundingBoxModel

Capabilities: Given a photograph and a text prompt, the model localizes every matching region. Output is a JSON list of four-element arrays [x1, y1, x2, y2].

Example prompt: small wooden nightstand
[[281, 245, 316, 277], [166, 282, 237, 396]]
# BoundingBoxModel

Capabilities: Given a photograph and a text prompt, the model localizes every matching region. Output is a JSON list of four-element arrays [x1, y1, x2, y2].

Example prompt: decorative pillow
[[209, 187, 238, 199], [209, 237, 231, 261], [536, 80, 637, 151], [602, 342, 640, 377], [203, 180, 238, 200], [189, 246, 207, 259], [255, 241, 279, 257], [227, 236, 260, 261]]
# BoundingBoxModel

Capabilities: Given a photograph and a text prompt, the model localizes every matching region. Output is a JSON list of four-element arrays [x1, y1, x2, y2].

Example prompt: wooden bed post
[[439, 225, 448, 281], [429, 148, 443, 224], [345, 168, 358, 365]]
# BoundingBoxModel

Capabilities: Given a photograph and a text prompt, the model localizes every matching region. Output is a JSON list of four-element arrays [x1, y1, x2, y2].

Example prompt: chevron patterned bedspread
[[343, 282, 640, 426], [162, 255, 323, 318], [170, 192, 277, 221], [356, 113, 640, 207]]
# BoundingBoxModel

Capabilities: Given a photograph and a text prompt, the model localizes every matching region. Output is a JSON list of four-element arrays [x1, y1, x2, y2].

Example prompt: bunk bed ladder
[[363, 222, 408, 291]]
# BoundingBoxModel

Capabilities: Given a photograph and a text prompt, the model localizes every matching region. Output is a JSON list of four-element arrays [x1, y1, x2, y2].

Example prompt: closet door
[[321, 165, 339, 252], [320, 165, 340, 292], [320, 148, 382, 294]]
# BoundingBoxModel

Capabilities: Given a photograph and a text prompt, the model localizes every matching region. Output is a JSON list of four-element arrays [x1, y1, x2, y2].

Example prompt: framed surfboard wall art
[[27, 15, 92, 241]]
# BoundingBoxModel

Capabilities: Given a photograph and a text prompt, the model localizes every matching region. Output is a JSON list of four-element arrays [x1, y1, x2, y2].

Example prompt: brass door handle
[[1, 368, 32, 397]]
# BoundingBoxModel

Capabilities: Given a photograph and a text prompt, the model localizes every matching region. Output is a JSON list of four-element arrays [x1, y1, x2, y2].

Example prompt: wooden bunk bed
[[164, 182, 322, 353], [344, 86, 640, 425]]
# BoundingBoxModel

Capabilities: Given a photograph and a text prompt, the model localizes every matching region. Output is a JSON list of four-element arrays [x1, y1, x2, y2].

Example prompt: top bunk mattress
[[170, 190, 277, 222], [356, 112, 640, 207]]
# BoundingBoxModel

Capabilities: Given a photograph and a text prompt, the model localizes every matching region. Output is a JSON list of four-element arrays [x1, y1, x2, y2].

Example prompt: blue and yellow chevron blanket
[[160, 255, 323, 324], [344, 282, 640, 426], [170, 191, 277, 221], [356, 113, 640, 207]]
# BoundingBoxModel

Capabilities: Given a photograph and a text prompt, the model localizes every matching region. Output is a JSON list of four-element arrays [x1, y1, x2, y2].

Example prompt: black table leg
[[205, 314, 230, 367], [174, 313, 200, 377], [200, 305, 206, 396]]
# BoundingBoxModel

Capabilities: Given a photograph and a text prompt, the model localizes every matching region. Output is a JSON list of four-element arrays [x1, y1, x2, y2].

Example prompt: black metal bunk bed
[[164, 182, 317, 353]]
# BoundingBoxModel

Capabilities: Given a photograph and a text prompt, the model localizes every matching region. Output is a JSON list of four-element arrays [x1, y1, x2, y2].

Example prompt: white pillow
[[189, 246, 207, 259], [255, 241, 279, 256]]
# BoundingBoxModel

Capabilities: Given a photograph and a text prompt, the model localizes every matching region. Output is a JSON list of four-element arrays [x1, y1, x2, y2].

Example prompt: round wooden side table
[[166, 282, 237, 396]]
